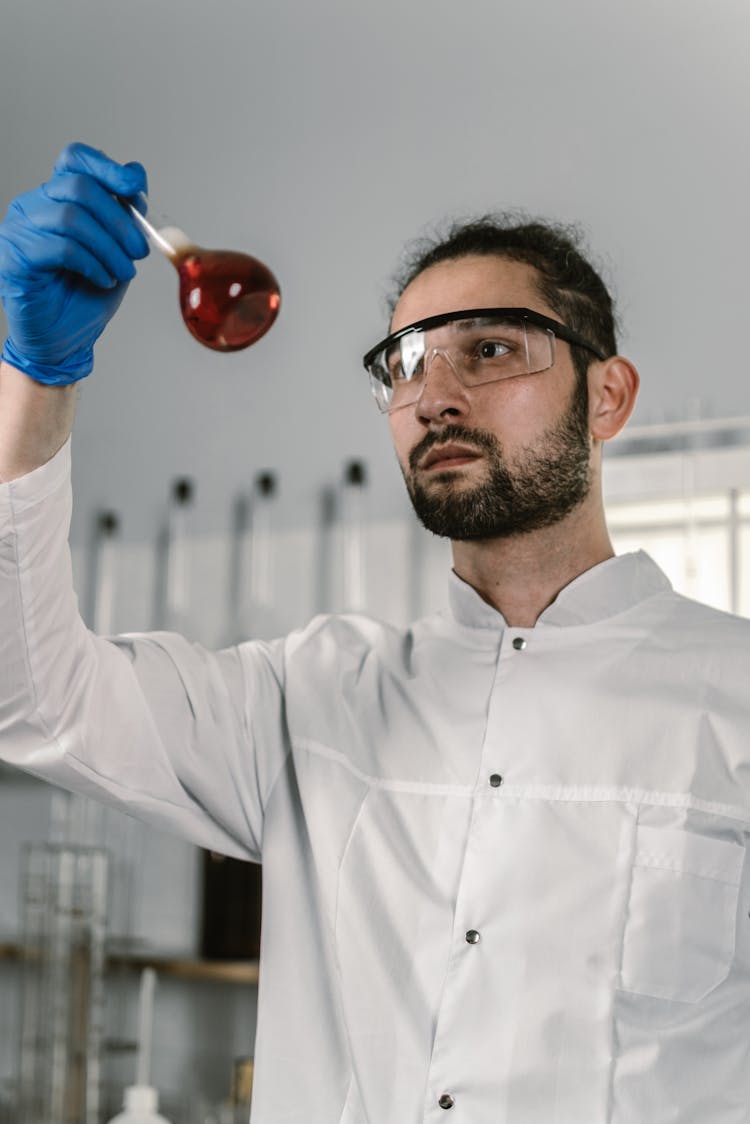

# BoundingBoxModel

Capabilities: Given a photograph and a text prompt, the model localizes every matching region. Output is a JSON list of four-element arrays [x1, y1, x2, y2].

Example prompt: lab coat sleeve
[[0, 438, 288, 862]]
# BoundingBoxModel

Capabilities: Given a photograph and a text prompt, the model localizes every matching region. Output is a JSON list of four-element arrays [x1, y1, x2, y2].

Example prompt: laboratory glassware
[[123, 198, 280, 352], [227, 470, 280, 642], [18, 843, 108, 1124], [248, 472, 277, 626], [159, 477, 197, 635], [92, 511, 119, 635], [223, 470, 280, 644], [340, 459, 368, 612]]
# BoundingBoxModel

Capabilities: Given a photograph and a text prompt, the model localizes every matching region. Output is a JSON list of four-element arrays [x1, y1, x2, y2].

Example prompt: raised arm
[[0, 142, 149, 479], [0, 366, 76, 481], [0, 145, 288, 861]]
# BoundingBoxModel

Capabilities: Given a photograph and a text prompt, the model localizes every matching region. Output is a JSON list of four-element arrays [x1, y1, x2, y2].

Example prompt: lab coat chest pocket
[[619, 825, 745, 1003]]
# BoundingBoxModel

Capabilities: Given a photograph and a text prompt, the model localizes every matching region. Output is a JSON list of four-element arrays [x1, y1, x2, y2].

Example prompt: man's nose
[[415, 349, 471, 421]]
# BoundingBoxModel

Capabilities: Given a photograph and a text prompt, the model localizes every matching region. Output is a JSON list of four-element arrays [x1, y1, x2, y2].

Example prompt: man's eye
[[477, 340, 512, 359], [389, 358, 422, 382]]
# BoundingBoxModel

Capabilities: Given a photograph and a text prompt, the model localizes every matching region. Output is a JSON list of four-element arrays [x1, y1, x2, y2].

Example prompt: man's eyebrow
[[449, 315, 519, 332], [388, 311, 526, 342]]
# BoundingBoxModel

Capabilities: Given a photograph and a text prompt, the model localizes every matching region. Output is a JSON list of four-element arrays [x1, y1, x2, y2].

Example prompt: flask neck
[[124, 195, 194, 261]]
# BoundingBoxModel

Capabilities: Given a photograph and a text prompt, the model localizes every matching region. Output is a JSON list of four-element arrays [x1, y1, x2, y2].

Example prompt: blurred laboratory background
[[0, 0, 749, 1119]]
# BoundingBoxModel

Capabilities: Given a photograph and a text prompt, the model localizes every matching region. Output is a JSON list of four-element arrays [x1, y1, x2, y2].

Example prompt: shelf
[[108, 950, 259, 983], [0, 942, 259, 984]]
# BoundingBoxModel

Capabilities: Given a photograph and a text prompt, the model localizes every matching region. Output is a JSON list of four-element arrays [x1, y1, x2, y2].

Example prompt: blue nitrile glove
[[0, 142, 150, 386]]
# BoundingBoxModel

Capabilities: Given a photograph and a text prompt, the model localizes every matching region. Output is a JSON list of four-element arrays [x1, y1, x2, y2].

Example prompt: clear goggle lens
[[366, 313, 556, 414]]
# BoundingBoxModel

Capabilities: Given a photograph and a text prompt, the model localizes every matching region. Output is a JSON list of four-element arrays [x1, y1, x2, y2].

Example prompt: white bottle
[[107, 970, 173, 1123], [106, 1083, 172, 1123]]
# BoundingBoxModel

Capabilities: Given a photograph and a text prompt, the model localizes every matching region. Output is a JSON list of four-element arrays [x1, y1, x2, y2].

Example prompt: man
[[0, 144, 748, 1123]]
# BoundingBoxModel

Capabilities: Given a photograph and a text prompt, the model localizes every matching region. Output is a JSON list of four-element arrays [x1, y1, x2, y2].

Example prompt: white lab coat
[[1, 439, 749, 1123]]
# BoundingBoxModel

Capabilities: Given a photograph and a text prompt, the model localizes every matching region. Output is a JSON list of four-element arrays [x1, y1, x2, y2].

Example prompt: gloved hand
[[0, 142, 150, 386]]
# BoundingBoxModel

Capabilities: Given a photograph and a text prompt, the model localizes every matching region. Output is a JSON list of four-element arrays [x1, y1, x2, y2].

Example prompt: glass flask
[[124, 198, 281, 352], [340, 459, 368, 612]]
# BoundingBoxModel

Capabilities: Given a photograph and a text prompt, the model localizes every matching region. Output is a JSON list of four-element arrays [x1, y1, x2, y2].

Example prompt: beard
[[402, 378, 593, 541]]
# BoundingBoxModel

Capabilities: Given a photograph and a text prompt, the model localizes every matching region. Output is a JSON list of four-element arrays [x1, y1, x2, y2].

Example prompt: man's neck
[[451, 506, 615, 628]]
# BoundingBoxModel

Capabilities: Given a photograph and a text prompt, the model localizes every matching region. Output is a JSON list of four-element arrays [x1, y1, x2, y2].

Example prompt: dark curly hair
[[389, 214, 619, 383]]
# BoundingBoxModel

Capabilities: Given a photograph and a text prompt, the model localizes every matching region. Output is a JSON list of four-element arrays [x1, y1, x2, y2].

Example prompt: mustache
[[408, 424, 500, 474]]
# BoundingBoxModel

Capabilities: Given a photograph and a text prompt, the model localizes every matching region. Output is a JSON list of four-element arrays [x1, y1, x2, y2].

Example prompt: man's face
[[387, 254, 594, 541]]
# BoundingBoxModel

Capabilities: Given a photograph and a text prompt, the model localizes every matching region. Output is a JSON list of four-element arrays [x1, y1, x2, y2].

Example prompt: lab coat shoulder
[[275, 607, 477, 783], [4, 620, 291, 863], [646, 590, 750, 797], [654, 587, 750, 678], [280, 607, 447, 691], [107, 628, 292, 861]]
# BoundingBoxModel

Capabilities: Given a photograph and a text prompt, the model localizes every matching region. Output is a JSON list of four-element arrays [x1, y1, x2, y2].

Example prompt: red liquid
[[175, 246, 281, 352]]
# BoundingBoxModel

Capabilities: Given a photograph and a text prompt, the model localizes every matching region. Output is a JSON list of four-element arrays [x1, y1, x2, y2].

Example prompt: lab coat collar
[[448, 550, 673, 630]]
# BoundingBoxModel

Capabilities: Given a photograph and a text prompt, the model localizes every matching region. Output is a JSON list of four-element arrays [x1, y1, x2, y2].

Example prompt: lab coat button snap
[[489, 773, 503, 787], [466, 929, 481, 944], [439, 1094, 455, 1109], [512, 636, 526, 650]]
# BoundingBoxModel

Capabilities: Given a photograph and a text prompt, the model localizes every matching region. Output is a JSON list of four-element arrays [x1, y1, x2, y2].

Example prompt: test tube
[[248, 471, 277, 631], [340, 460, 368, 612], [160, 477, 196, 634], [92, 511, 120, 636], [228, 471, 279, 642]]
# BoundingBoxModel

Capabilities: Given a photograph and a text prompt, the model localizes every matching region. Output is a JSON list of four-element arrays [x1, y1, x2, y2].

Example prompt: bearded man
[[0, 143, 748, 1123]]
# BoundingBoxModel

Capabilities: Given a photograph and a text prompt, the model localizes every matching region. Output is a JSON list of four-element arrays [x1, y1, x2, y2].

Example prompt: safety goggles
[[362, 307, 607, 414]]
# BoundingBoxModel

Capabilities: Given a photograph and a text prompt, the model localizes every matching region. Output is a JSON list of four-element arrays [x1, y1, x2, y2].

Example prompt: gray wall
[[1, 0, 749, 549]]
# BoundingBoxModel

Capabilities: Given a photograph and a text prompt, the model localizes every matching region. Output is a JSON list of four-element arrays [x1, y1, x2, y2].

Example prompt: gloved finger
[[42, 173, 149, 261], [12, 184, 142, 281], [1, 207, 132, 292], [53, 142, 147, 201], [0, 225, 121, 290], [124, 164, 149, 216], [7, 192, 136, 286]]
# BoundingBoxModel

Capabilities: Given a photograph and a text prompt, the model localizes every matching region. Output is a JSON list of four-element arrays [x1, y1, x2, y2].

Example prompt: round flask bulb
[[174, 244, 281, 352], [123, 200, 281, 352]]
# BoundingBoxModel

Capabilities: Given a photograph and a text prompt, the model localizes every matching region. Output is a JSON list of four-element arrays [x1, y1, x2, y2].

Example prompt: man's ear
[[588, 356, 640, 442]]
